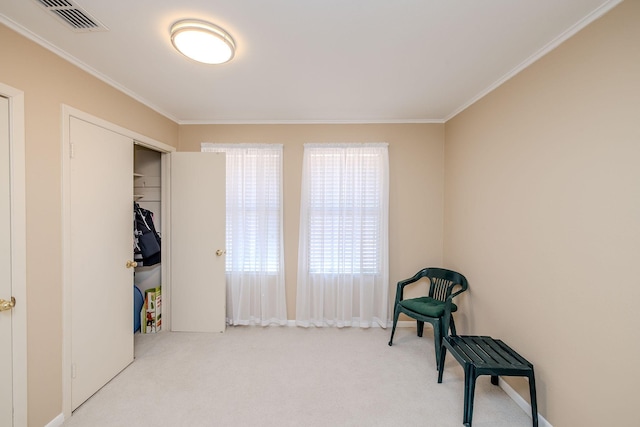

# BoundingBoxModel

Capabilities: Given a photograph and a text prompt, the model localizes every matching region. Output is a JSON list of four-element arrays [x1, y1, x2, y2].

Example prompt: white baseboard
[[499, 378, 552, 427], [44, 413, 64, 427]]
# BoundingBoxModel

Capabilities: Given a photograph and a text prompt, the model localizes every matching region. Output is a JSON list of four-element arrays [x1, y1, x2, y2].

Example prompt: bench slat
[[449, 336, 530, 370]]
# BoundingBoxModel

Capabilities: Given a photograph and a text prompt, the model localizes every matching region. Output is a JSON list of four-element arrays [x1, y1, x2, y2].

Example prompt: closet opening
[[133, 144, 163, 336]]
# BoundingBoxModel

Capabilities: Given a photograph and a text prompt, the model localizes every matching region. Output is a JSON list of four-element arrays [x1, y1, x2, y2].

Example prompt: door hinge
[[70, 143, 75, 159], [71, 363, 77, 379]]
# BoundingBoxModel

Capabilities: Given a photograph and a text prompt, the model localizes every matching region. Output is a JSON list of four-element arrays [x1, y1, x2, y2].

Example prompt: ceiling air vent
[[34, 0, 108, 32]]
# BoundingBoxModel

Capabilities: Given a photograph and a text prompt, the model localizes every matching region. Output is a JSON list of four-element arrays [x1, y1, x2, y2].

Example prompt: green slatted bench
[[437, 335, 538, 427]]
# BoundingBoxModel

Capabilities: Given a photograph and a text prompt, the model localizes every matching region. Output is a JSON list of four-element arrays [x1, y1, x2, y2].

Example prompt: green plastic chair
[[388, 267, 468, 367]]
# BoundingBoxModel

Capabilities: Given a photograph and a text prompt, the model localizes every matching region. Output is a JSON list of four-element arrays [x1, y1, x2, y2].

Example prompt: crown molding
[[0, 14, 179, 123], [178, 118, 445, 125], [443, 0, 624, 122]]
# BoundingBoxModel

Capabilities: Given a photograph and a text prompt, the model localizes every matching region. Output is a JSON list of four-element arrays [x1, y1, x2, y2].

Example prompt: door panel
[[171, 152, 226, 332], [69, 117, 134, 410], [0, 95, 12, 426]]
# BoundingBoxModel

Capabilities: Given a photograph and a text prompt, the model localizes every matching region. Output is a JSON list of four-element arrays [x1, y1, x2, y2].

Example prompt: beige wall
[[0, 24, 179, 427], [179, 124, 445, 320], [443, 1, 639, 425]]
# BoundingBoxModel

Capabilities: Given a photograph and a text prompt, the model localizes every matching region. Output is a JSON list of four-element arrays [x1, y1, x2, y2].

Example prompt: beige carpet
[[63, 326, 534, 427]]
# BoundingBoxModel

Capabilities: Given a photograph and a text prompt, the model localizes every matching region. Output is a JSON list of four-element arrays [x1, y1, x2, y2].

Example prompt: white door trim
[[0, 82, 27, 427], [61, 105, 175, 418]]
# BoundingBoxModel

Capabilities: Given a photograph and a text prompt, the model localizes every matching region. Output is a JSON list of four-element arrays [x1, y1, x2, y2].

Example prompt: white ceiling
[[0, 0, 620, 124]]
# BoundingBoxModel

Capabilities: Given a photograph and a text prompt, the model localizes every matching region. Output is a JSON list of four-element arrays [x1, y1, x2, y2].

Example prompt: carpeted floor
[[62, 326, 534, 427]]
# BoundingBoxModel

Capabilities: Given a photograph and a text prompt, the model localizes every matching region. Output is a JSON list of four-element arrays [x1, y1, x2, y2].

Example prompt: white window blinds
[[306, 147, 384, 274]]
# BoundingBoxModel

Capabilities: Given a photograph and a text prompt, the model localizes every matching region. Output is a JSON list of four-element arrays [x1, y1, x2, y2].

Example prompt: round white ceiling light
[[170, 19, 236, 65]]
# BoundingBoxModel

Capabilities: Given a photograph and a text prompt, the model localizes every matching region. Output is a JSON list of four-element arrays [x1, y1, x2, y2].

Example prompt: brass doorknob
[[216, 249, 226, 256], [126, 260, 138, 268], [0, 297, 15, 312]]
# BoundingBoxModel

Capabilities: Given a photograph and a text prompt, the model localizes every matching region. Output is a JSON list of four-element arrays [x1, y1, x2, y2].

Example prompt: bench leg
[[417, 320, 424, 337], [463, 366, 477, 426], [491, 375, 499, 386], [528, 368, 539, 427]]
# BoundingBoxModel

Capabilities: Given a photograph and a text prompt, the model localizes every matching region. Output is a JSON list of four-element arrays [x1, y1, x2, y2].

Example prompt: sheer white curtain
[[296, 143, 389, 328], [201, 143, 287, 326]]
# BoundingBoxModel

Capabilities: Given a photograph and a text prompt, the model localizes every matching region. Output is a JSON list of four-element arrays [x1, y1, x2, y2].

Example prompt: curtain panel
[[201, 143, 287, 326], [296, 143, 389, 328]]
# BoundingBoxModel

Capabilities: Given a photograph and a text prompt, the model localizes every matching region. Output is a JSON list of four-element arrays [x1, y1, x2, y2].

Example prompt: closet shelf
[[134, 186, 160, 202], [134, 176, 161, 188]]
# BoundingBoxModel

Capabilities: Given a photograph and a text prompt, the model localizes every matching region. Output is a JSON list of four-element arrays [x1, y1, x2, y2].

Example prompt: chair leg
[[433, 319, 442, 368], [388, 304, 401, 346], [437, 343, 447, 383], [449, 314, 457, 336], [417, 320, 424, 337], [528, 369, 539, 427]]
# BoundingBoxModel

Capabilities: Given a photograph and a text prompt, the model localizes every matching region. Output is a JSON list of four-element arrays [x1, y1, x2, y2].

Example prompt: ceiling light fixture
[[170, 19, 236, 65]]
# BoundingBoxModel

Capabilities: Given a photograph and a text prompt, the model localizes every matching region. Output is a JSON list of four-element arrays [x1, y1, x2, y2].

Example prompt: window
[[296, 143, 389, 328], [307, 150, 383, 274]]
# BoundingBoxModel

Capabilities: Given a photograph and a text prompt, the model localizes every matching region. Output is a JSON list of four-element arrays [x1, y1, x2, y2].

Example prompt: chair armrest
[[394, 268, 431, 303], [448, 284, 467, 301], [443, 283, 467, 308]]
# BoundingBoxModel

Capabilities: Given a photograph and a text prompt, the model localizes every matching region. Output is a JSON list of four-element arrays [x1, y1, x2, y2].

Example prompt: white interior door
[[69, 117, 134, 410], [0, 84, 26, 427], [0, 95, 13, 427], [171, 152, 226, 332]]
